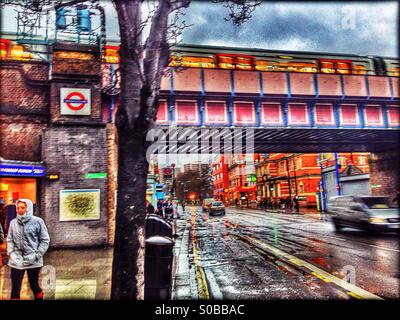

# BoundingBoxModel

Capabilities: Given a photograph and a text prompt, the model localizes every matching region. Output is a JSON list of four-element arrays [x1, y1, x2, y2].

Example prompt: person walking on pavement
[[293, 195, 300, 213], [7, 198, 50, 300]]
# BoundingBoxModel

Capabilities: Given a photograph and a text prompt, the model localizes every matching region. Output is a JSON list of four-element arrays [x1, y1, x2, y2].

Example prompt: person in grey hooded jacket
[[7, 198, 50, 300]]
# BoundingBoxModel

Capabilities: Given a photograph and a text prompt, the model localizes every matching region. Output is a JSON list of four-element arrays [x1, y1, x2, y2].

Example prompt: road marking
[[191, 208, 210, 300], [192, 242, 210, 300], [367, 244, 400, 253], [245, 236, 384, 300]]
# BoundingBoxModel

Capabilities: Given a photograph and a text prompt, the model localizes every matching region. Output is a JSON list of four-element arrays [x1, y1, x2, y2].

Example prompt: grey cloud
[[180, 2, 398, 57]]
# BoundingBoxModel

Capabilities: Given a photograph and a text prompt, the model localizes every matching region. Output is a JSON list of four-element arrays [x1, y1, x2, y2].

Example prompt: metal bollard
[[144, 236, 174, 300]]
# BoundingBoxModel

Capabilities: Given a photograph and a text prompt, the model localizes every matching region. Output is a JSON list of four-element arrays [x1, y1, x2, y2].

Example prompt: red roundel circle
[[65, 91, 87, 111]]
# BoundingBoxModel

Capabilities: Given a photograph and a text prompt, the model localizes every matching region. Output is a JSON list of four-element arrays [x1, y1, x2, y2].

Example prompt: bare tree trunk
[[111, 126, 149, 300]]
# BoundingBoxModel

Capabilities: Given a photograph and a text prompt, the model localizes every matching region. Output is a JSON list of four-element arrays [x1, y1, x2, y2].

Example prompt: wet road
[[183, 206, 399, 299]]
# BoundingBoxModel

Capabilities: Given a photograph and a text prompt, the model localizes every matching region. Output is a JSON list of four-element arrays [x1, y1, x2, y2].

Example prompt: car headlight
[[369, 217, 387, 224]]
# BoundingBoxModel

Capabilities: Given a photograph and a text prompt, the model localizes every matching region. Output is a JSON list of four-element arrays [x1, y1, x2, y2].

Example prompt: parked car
[[202, 198, 216, 212], [327, 195, 399, 233], [209, 201, 226, 216]]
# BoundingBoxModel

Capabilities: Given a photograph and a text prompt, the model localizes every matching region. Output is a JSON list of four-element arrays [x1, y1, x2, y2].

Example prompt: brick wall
[[0, 115, 47, 161], [369, 150, 400, 198], [0, 61, 49, 110], [0, 60, 49, 161], [41, 126, 109, 248]]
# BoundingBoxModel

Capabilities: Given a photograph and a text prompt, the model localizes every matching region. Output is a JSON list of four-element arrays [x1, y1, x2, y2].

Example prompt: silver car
[[327, 196, 399, 233]]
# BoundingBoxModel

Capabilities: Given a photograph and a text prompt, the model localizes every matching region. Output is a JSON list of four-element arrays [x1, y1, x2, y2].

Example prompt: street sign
[[60, 88, 91, 115], [84, 173, 107, 179], [370, 184, 382, 188], [0, 163, 45, 177]]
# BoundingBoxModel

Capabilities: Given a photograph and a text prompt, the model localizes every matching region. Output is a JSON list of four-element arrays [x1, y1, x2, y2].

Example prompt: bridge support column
[[368, 150, 400, 198]]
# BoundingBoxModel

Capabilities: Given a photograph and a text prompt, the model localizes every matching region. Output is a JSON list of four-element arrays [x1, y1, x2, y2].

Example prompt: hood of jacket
[[16, 198, 33, 224]]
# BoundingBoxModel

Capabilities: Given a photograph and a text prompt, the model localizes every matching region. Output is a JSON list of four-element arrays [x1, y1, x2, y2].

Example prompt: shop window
[[0, 177, 37, 208]]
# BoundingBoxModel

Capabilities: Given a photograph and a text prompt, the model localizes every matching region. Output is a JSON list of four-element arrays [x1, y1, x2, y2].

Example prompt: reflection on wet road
[[185, 206, 399, 299]]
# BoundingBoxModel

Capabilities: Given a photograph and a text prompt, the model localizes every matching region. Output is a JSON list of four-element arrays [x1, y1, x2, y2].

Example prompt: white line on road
[[203, 268, 224, 300]]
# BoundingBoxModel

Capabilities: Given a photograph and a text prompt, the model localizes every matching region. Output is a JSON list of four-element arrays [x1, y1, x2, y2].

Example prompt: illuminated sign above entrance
[[0, 163, 45, 177]]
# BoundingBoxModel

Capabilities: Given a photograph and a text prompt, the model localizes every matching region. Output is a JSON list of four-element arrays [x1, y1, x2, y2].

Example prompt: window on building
[[279, 162, 285, 173], [358, 156, 367, 165], [297, 158, 302, 168], [299, 183, 304, 194]]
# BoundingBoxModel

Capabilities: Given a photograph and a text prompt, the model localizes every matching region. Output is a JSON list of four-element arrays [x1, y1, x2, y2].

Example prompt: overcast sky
[[1, 1, 398, 57]]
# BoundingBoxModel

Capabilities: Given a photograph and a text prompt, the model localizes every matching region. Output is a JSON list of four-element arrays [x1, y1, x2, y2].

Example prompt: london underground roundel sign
[[60, 88, 91, 115]]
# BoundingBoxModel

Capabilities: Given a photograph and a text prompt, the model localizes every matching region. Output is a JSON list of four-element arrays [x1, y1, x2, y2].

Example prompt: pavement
[[3, 205, 394, 300], [0, 212, 188, 300], [0, 245, 113, 300]]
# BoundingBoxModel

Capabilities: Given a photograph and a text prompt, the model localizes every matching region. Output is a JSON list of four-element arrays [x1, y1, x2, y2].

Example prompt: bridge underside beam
[[148, 127, 399, 153]]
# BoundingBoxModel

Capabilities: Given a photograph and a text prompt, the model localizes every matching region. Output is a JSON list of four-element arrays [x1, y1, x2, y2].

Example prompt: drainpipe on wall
[[334, 152, 342, 196]]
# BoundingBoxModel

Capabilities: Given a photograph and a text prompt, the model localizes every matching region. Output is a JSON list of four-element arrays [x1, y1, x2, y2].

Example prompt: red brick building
[[211, 155, 230, 202], [211, 154, 258, 206], [0, 40, 111, 247], [256, 152, 371, 209], [256, 153, 321, 208]]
